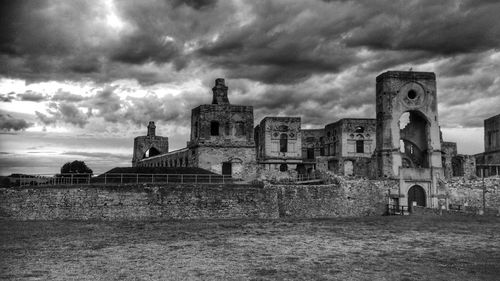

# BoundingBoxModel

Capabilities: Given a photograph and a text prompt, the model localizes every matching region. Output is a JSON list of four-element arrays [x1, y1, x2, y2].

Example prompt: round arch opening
[[408, 185, 426, 211]]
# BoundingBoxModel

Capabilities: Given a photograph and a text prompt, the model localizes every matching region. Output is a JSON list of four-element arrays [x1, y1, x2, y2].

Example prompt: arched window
[[280, 133, 288, 153], [210, 121, 219, 136], [194, 121, 198, 138]]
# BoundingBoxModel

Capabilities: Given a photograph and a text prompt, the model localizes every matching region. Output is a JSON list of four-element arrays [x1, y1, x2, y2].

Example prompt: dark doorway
[[222, 162, 232, 176], [408, 185, 426, 211]]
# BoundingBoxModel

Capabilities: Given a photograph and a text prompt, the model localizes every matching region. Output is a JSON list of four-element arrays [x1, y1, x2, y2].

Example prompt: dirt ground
[[1, 215, 499, 281]]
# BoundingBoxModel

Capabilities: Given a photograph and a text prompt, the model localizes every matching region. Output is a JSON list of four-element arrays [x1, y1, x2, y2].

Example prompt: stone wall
[[0, 184, 278, 220], [275, 179, 397, 218], [446, 177, 500, 212], [0, 179, 397, 221], [2, 177, 498, 221]]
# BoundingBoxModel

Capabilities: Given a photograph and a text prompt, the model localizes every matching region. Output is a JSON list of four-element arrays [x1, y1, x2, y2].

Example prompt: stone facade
[[320, 118, 376, 176], [255, 117, 302, 173]]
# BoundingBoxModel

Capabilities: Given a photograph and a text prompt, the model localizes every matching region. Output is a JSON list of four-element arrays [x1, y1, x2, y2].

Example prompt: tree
[[60, 160, 93, 175]]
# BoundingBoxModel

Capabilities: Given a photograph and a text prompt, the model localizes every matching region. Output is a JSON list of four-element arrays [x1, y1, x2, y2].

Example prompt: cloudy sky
[[1, 0, 499, 175]]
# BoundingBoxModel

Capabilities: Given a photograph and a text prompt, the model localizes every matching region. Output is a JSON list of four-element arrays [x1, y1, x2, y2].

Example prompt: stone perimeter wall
[[1, 177, 498, 221], [0, 180, 395, 221], [0, 184, 278, 221]]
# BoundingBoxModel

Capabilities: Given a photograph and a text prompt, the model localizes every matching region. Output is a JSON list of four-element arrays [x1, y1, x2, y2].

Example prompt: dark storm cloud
[[16, 91, 47, 102], [51, 90, 87, 102], [342, 0, 500, 55], [2, 0, 499, 84], [36, 102, 88, 128], [84, 86, 122, 122], [1, 0, 499, 131], [0, 113, 32, 131], [172, 0, 218, 10], [35, 111, 57, 126]]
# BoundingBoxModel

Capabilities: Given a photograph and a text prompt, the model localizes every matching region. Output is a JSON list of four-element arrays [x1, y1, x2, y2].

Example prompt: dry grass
[[1, 216, 500, 280]]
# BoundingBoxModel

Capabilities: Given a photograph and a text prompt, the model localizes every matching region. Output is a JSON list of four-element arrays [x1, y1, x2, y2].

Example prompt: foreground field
[[1, 216, 499, 281]]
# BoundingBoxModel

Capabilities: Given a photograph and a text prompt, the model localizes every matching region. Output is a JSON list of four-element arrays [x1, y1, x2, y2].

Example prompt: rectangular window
[[280, 133, 288, 153], [222, 162, 232, 175], [307, 148, 314, 159], [356, 140, 364, 153]]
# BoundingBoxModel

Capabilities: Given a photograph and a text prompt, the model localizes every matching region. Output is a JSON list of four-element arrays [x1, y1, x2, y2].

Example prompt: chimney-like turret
[[147, 121, 156, 137], [212, 78, 230, 105]]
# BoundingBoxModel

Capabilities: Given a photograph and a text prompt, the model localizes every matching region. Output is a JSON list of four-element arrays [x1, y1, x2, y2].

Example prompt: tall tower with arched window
[[374, 71, 445, 209]]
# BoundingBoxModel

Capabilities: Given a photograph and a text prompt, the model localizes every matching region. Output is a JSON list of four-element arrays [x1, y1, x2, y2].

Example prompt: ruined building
[[374, 71, 446, 209], [318, 118, 376, 176], [132, 121, 168, 166], [132, 71, 491, 210], [476, 113, 500, 176], [133, 79, 257, 179], [254, 117, 302, 173]]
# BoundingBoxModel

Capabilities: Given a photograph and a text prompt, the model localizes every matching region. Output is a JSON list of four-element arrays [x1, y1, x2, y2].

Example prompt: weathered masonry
[[134, 79, 257, 179], [374, 71, 445, 210], [129, 70, 497, 212], [132, 121, 168, 167], [476, 114, 500, 176], [255, 117, 302, 173]]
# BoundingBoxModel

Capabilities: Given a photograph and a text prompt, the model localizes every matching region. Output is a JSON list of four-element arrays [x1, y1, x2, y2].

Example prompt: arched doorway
[[408, 185, 426, 211]]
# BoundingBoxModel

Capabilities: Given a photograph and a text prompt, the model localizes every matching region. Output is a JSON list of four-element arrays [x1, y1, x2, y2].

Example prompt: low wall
[[3, 177, 497, 221], [275, 179, 397, 218], [446, 177, 500, 212], [0, 179, 397, 220], [0, 184, 278, 220]]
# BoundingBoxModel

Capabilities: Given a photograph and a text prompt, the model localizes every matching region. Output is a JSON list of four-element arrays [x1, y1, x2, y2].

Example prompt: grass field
[[1, 216, 499, 280]]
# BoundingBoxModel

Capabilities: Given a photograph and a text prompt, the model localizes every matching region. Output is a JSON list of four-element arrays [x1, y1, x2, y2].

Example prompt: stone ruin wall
[[0, 179, 397, 221], [2, 176, 499, 221], [0, 184, 278, 220], [445, 176, 500, 212]]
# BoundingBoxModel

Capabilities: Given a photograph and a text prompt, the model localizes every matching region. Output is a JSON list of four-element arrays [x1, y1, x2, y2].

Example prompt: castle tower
[[188, 78, 256, 178], [374, 71, 444, 209], [211, 78, 230, 105], [132, 121, 168, 166], [147, 121, 156, 136]]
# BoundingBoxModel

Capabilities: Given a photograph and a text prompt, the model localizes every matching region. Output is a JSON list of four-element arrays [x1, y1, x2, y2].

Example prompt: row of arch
[[139, 156, 190, 168]]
